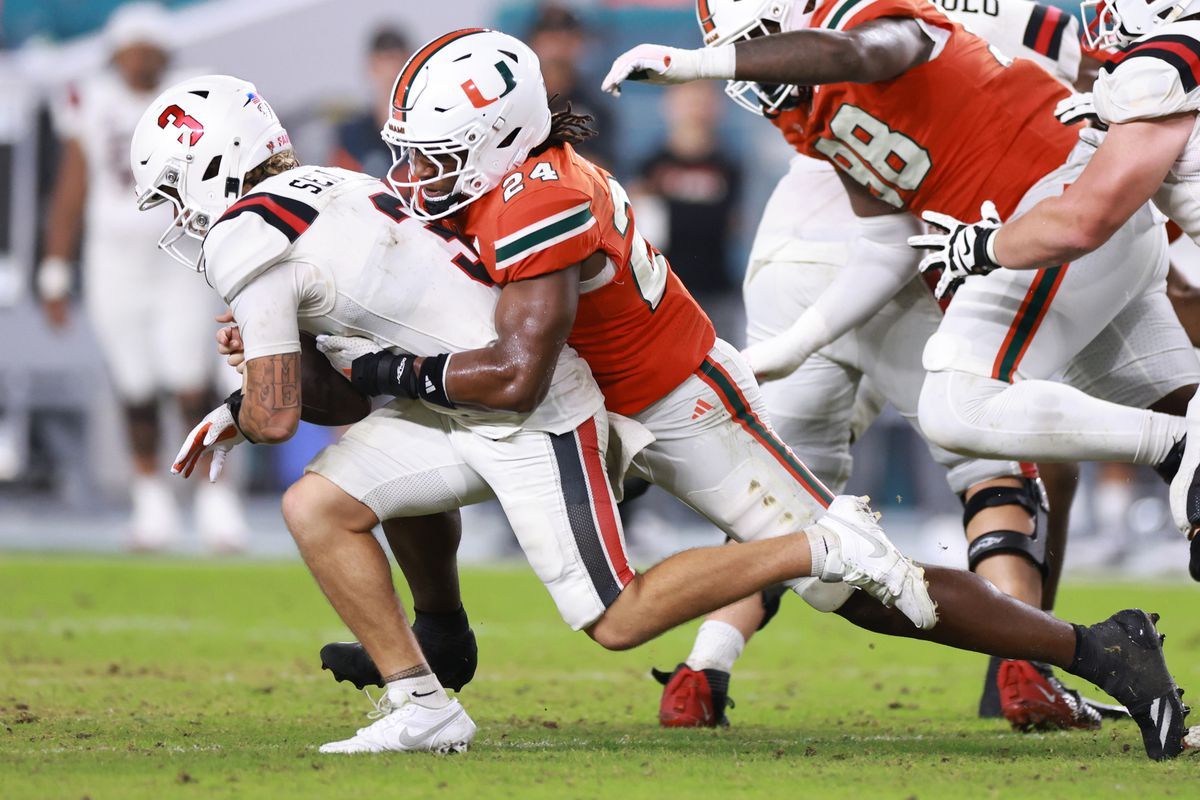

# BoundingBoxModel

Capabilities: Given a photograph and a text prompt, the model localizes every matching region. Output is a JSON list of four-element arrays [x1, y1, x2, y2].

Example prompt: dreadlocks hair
[[241, 150, 301, 194], [530, 99, 598, 156]]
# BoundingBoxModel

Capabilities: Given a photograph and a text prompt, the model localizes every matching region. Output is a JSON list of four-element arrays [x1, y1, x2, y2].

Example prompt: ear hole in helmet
[[496, 127, 523, 149], [202, 155, 222, 181]]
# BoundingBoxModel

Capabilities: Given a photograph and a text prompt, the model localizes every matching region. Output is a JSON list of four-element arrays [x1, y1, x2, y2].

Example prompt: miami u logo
[[461, 61, 517, 108]]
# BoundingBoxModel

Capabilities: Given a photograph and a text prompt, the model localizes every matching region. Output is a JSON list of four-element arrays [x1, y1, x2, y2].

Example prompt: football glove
[[602, 43, 735, 96], [172, 394, 246, 482], [1054, 92, 1107, 130], [314, 334, 383, 377], [908, 201, 1004, 301]]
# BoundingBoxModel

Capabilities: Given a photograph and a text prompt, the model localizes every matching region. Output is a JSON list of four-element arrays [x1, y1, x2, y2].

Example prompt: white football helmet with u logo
[[697, 0, 814, 115], [1082, 0, 1200, 49], [381, 28, 552, 220], [129, 74, 291, 270]]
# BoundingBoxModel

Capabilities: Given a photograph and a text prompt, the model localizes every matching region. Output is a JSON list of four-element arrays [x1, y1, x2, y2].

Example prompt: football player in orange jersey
[[313, 27, 1196, 760], [648, 0, 1112, 735], [908, 0, 1200, 576]]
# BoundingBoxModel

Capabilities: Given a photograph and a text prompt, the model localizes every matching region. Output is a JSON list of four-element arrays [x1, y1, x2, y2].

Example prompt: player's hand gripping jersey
[[768, 0, 1082, 220], [456, 143, 717, 415], [1093, 20, 1200, 238], [202, 165, 603, 439]]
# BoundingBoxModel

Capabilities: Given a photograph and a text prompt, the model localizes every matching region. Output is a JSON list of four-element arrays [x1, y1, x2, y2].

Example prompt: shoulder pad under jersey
[[203, 170, 322, 301], [1095, 22, 1200, 124]]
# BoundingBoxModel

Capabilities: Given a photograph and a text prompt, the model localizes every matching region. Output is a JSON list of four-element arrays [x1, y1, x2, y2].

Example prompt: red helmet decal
[[157, 104, 204, 146]]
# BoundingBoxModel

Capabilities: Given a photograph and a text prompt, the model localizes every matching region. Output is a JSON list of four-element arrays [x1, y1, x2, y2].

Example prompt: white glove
[[315, 334, 383, 377], [601, 43, 735, 96], [740, 311, 830, 383], [1054, 92, 1106, 129], [172, 402, 245, 482], [908, 201, 1004, 300]]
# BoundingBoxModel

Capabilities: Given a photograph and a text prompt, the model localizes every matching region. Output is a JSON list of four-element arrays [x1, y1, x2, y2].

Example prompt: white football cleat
[[129, 476, 181, 552], [815, 495, 938, 630], [319, 694, 476, 755], [1169, 394, 1200, 536], [195, 482, 249, 554]]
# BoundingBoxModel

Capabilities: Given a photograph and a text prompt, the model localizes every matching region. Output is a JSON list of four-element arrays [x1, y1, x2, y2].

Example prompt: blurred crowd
[[0, 0, 1189, 567]]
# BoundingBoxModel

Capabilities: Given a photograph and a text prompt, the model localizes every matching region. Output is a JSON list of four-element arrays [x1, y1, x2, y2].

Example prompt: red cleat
[[998, 659, 1102, 731], [652, 664, 732, 728]]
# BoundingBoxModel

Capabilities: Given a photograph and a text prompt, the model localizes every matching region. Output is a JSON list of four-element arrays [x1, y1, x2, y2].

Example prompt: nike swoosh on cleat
[[1034, 685, 1058, 704], [396, 708, 465, 748], [412, 690, 438, 698]]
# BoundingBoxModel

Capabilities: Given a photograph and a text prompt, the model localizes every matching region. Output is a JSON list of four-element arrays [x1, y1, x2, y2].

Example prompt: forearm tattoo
[[381, 664, 432, 683], [242, 352, 300, 435]]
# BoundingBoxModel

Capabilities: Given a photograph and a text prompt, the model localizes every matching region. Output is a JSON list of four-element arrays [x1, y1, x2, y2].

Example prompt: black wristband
[[417, 353, 455, 409], [349, 350, 419, 398], [974, 227, 1000, 273], [223, 389, 256, 444]]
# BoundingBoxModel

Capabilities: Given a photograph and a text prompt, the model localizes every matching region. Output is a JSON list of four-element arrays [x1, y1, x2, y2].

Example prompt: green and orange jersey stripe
[[695, 357, 835, 508], [391, 28, 487, 120], [991, 264, 1069, 383]]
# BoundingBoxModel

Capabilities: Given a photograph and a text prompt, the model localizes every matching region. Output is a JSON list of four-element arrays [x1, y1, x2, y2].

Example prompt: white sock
[[385, 669, 449, 709], [685, 620, 745, 673]]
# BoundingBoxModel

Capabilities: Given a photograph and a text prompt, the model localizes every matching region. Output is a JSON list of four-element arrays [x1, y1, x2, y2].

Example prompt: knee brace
[[961, 478, 1049, 577]]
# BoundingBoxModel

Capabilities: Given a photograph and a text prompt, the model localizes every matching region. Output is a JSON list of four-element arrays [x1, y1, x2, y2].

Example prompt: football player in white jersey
[[652, 0, 1109, 733], [37, 3, 246, 551], [132, 73, 939, 754], [908, 0, 1200, 577]]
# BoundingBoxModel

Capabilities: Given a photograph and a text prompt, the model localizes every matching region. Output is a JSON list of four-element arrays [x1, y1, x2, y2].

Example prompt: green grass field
[[2, 555, 1198, 799]]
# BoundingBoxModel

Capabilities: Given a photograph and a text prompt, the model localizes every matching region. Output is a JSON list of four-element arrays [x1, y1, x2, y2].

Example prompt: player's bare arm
[[38, 138, 88, 327], [240, 352, 302, 444], [431, 265, 580, 414], [602, 18, 931, 94], [990, 115, 1195, 269]]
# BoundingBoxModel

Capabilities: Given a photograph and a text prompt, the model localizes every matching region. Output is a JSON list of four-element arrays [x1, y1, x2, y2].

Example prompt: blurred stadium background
[[1, 0, 1196, 577]]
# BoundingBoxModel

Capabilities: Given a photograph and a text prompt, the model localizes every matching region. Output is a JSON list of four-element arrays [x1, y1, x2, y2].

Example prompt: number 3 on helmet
[[129, 74, 292, 270], [381, 28, 552, 221]]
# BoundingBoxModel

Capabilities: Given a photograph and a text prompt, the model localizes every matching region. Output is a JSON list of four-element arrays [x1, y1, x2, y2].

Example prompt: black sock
[[413, 605, 470, 638]]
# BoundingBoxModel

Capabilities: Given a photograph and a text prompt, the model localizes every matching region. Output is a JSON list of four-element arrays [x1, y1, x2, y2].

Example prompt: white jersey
[[749, 0, 1083, 266], [54, 69, 193, 243], [1092, 20, 1200, 239], [934, 0, 1080, 87], [203, 166, 603, 439]]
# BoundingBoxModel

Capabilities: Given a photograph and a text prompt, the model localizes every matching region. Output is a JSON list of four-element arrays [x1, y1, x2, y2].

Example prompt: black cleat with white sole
[[1069, 609, 1191, 760], [321, 611, 478, 692]]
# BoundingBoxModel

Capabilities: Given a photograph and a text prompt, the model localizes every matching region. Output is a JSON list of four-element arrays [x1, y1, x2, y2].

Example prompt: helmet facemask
[[1081, 0, 1195, 49], [381, 118, 491, 221], [699, 0, 806, 116], [135, 157, 221, 271]]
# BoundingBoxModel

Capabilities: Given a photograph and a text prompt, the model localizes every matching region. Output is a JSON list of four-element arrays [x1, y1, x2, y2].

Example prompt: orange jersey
[[458, 144, 715, 415], [769, 0, 1081, 220]]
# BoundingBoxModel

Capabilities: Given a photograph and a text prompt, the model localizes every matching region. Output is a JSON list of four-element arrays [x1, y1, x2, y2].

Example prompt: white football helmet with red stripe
[[381, 28, 551, 220], [696, 0, 813, 115], [130, 74, 291, 269], [1083, 0, 1200, 48]]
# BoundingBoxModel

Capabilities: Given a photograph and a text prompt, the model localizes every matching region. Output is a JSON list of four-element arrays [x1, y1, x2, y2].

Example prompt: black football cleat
[[652, 664, 734, 727], [1070, 610, 1192, 760], [1190, 535, 1200, 583], [321, 615, 478, 692]]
